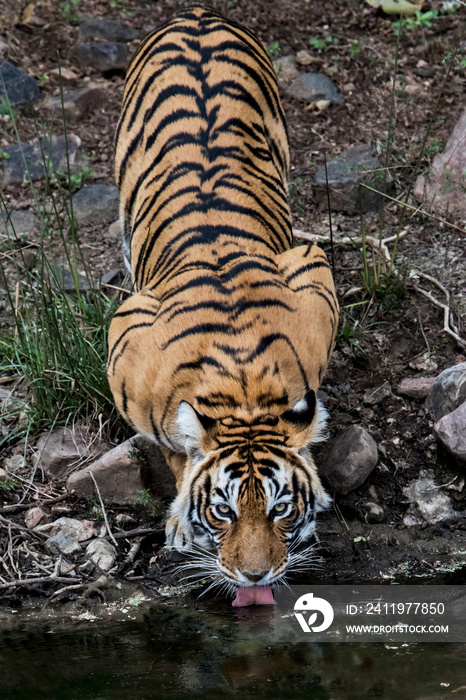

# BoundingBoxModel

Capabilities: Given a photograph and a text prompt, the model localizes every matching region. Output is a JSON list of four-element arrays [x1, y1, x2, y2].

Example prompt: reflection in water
[[0, 601, 465, 700]]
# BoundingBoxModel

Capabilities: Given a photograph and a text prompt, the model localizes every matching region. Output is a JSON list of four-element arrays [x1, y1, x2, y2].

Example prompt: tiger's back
[[108, 3, 339, 597], [115, 2, 291, 289]]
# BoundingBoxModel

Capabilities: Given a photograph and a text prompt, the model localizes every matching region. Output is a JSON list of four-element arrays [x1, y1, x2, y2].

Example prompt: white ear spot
[[291, 397, 308, 413], [177, 401, 203, 442]]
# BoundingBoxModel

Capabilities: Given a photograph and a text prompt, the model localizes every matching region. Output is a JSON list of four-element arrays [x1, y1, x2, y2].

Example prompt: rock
[[85, 539, 117, 571], [79, 17, 138, 42], [49, 67, 79, 83], [0, 467, 7, 482], [72, 184, 120, 224], [315, 143, 388, 215], [49, 264, 91, 293], [35, 516, 96, 541], [363, 381, 392, 406], [0, 210, 37, 237], [75, 42, 130, 72], [403, 477, 454, 526], [131, 435, 177, 502], [45, 533, 82, 555], [425, 362, 466, 421], [364, 501, 385, 523], [286, 72, 341, 104], [274, 55, 300, 83], [108, 219, 121, 240], [67, 434, 176, 505], [320, 426, 378, 494], [296, 50, 319, 66], [0, 134, 82, 188], [66, 439, 145, 505], [434, 401, 466, 466], [3, 454, 26, 473], [34, 425, 110, 479], [42, 84, 106, 123], [0, 60, 40, 105], [24, 507, 47, 529], [414, 105, 466, 216], [409, 352, 438, 373], [397, 377, 436, 399]]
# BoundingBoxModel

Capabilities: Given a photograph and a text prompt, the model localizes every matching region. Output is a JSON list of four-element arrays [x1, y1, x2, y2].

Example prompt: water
[[1, 599, 466, 700]]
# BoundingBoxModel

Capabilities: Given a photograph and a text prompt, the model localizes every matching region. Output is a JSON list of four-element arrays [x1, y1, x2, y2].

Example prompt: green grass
[[0, 94, 120, 446]]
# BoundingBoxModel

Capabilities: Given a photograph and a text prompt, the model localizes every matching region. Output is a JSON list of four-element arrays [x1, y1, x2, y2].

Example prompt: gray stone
[[85, 539, 117, 571], [49, 264, 91, 293], [363, 381, 392, 406], [0, 60, 40, 105], [0, 210, 37, 237], [409, 352, 438, 373], [75, 42, 130, 72], [274, 55, 300, 83], [67, 434, 176, 505], [397, 377, 436, 399], [286, 72, 341, 104], [79, 17, 138, 42], [3, 454, 26, 473], [45, 533, 82, 555], [425, 362, 466, 421], [0, 134, 82, 188], [66, 439, 145, 505], [132, 434, 177, 502], [320, 425, 378, 494], [315, 144, 387, 215], [414, 105, 466, 217], [42, 84, 106, 123], [434, 401, 466, 466], [403, 477, 454, 526], [34, 425, 110, 479], [35, 516, 96, 542], [72, 184, 120, 224]]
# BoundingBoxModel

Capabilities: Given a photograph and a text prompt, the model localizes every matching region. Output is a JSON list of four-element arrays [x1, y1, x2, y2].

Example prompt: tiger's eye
[[217, 504, 232, 515], [273, 503, 287, 514]]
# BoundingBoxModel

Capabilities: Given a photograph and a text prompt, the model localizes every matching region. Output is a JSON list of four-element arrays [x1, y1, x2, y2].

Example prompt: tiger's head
[[166, 389, 330, 595]]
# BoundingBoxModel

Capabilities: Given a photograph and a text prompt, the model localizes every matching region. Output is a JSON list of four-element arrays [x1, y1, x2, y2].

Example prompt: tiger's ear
[[282, 389, 316, 426], [177, 401, 217, 455], [281, 390, 328, 445]]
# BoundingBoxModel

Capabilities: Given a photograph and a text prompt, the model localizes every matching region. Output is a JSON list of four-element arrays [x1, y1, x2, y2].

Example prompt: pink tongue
[[232, 585, 276, 607]]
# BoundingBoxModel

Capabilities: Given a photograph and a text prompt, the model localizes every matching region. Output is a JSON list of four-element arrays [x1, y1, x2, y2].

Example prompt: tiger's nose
[[243, 571, 268, 583]]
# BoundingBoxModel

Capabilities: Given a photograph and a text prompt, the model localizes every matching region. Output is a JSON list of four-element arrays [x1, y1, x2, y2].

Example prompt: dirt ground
[[1, 0, 466, 606]]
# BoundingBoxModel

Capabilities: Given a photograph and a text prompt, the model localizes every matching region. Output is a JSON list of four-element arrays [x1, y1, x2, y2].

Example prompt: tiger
[[108, 2, 339, 605]]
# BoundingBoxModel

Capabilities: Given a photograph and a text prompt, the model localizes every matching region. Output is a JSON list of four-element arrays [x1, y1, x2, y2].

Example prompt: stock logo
[[293, 592, 334, 633]]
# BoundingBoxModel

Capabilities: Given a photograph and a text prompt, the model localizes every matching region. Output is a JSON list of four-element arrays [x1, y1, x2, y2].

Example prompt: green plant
[[0, 105, 119, 444], [393, 9, 439, 34], [309, 35, 339, 52], [288, 177, 304, 213], [38, 73, 49, 88], [60, 0, 80, 23], [0, 97, 20, 119], [349, 41, 361, 58], [62, 162, 94, 194], [266, 41, 280, 58], [137, 489, 164, 518], [0, 478, 20, 496]]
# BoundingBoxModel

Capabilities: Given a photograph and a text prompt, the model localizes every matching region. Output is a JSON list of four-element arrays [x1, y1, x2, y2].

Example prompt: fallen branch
[[90, 471, 118, 548], [293, 227, 466, 348]]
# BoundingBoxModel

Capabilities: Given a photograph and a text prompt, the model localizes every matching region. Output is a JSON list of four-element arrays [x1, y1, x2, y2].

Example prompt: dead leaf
[[365, 0, 424, 16]]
